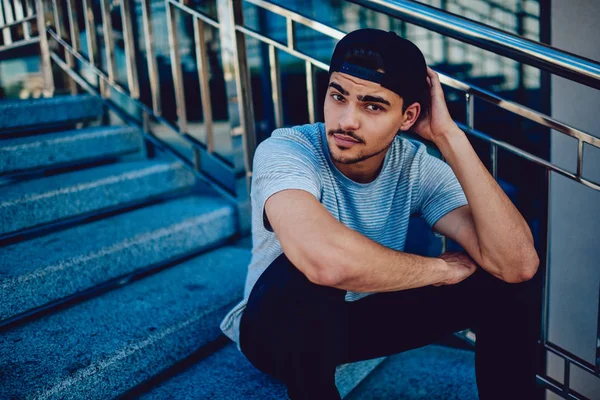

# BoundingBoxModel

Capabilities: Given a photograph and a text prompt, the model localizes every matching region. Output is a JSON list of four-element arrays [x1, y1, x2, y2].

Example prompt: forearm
[[434, 127, 538, 281], [315, 228, 452, 292]]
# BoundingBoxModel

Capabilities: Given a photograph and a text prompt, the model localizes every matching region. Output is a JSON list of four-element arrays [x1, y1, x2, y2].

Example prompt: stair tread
[[0, 95, 103, 132], [345, 345, 478, 400], [0, 126, 142, 175], [139, 342, 385, 400], [0, 195, 236, 320], [0, 160, 196, 235], [0, 246, 251, 400]]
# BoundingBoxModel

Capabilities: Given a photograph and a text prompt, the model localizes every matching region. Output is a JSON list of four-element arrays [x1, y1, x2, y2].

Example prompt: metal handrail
[[237, 0, 600, 191], [349, 0, 600, 90]]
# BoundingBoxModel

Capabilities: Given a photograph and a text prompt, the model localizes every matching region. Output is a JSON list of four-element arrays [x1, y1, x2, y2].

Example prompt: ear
[[399, 102, 421, 131]]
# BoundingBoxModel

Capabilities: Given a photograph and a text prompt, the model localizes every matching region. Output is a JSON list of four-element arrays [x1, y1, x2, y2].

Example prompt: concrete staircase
[[0, 94, 391, 399]]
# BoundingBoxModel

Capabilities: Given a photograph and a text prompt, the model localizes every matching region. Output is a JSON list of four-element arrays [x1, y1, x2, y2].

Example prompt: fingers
[[426, 66, 439, 82], [425, 66, 444, 96]]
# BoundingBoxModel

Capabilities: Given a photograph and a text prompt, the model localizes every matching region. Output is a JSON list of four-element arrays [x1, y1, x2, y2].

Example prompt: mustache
[[328, 129, 364, 144]]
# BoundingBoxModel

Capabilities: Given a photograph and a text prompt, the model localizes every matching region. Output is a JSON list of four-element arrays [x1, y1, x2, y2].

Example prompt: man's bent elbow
[[311, 266, 345, 287], [503, 251, 540, 283], [307, 257, 347, 287]]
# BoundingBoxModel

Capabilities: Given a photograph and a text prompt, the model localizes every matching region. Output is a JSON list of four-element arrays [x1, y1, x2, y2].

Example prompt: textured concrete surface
[[0, 95, 103, 132], [139, 343, 385, 400], [0, 195, 236, 321], [0, 246, 251, 400], [0, 160, 195, 235], [0, 126, 143, 174], [346, 345, 479, 400]]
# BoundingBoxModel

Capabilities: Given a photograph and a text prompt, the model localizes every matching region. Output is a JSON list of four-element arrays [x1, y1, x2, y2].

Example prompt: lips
[[333, 133, 361, 147]]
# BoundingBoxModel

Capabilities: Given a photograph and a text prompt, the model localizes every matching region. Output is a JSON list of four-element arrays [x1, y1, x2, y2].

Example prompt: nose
[[339, 105, 360, 132]]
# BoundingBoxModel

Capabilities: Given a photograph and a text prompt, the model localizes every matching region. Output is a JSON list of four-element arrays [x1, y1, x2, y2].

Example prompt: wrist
[[432, 124, 463, 146], [435, 257, 454, 285], [433, 126, 466, 156]]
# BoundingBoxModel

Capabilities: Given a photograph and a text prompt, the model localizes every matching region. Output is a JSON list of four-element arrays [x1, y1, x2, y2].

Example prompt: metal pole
[[35, 0, 54, 96], [52, 0, 77, 94], [217, 0, 256, 190], [140, 0, 161, 115], [65, 0, 80, 52], [166, 0, 187, 133], [2, 0, 14, 44], [306, 60, 316, 124], [120, 0, 139, 98], [194, 17, 214, 152], [268, 44, 283, 128], [99, 0, 117, 94]]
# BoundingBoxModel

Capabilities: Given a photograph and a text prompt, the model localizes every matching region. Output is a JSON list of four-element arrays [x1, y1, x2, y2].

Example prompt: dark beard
[[329, 138, 394, 165]]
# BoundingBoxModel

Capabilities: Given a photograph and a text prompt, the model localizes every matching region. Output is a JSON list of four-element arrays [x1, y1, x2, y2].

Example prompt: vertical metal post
[[52, 0, 77, 94], [286, 17, 295, 50], [13, 0, 30, 39], [491, 143, 498, 180], [120, 0, 139, 98], [540, 168, 551, 344], [35, 0, 54, 96], [268, 44, 283, 128], [2, 0, 14, 44], [217, 0, 256, 189], [24, 0, 34, 39], [81, 0, 102, 93], [563, 359, 570, 397], [0, 2, 12, 44], [99, 0, 116, 94], [166, 0, 187, 133], [465, 92, 475, 129], [194, 17, 214, 153], [65, 0, 80, 52], [306, 60, 316, 124], [140, 0, 161, 115], [576, 139, 583, 180], [81, 0, 96, 64]]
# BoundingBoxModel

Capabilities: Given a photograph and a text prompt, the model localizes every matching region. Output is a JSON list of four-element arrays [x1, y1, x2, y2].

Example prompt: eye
[[366, 104, 383, 112], [331, 93, 345, 102]]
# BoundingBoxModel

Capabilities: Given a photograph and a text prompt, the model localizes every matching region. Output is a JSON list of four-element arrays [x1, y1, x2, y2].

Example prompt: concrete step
[[0, 195, 236, 322], [0, 126, 143, 176], [138, 342, 385, 399], [345, 345, 478, 400], [0, 246, 251, 400], [0, 160, 196, 236], [0, 95, 103, 133]]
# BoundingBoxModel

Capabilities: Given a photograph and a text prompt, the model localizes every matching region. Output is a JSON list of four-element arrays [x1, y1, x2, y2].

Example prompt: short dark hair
[[340, 47, 430, 121]]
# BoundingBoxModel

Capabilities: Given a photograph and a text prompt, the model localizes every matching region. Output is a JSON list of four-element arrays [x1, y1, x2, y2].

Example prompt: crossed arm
[[266, 67, 539, 291], [266, 128, 539, 291]]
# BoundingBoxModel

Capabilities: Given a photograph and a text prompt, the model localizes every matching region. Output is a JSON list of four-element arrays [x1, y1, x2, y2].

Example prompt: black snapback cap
[[329, 28, 428, 101]]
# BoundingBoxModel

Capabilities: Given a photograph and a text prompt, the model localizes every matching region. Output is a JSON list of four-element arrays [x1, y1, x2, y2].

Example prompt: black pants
[[239, 253, 542, 400]]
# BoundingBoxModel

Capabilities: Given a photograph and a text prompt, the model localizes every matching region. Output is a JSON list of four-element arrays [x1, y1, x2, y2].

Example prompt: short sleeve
[[251, 135, 322, 231], [414, 144, 468, 229]]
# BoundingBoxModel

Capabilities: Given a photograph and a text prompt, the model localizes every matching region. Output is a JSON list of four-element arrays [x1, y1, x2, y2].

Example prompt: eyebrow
[[328, 82, 391, 106], [328, 82, 348, 95]]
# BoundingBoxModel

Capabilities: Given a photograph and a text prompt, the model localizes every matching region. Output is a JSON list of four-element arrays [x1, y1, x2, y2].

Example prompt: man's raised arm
[[412, 67, 539, 283], [265, 189, 476, 292]]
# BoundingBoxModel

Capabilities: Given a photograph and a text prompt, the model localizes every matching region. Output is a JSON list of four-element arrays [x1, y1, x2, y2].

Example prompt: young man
[[220, 28, 541, 400]]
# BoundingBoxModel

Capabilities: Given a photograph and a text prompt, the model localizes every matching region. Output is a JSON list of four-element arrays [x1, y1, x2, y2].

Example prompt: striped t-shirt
[[220, 122, 468, 351]]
